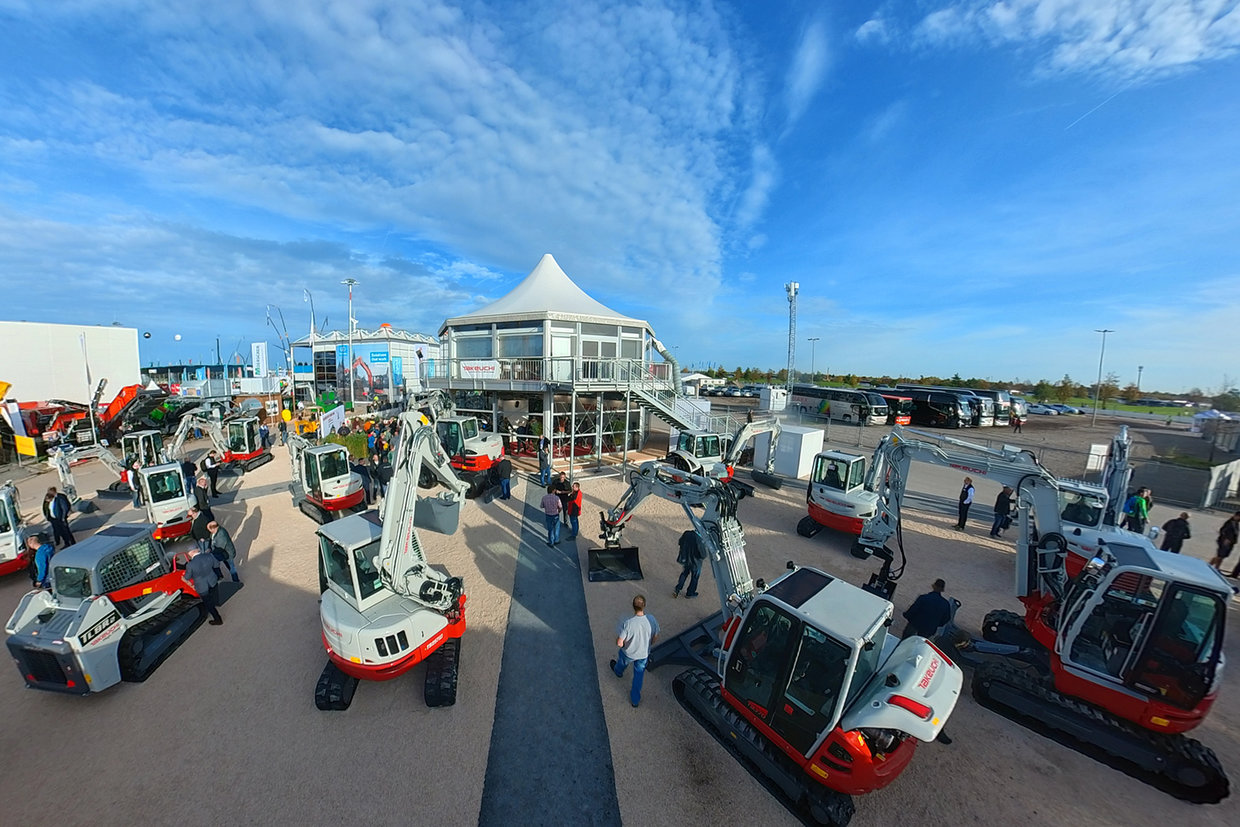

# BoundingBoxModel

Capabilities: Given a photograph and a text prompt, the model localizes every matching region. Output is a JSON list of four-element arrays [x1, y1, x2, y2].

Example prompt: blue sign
[[336, 345, 348, 363], [370, 351, 389, 363], [392, 357, 403, 382]]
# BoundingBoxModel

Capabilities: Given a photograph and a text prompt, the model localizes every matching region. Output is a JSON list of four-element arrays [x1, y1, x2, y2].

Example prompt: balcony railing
[[423, 357, 674, 387]]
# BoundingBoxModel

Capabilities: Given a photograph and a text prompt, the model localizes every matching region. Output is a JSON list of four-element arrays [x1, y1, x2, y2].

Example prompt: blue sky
[[2, 0, 1238, 393]]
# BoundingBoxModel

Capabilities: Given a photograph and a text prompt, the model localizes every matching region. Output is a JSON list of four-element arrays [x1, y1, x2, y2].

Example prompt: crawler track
[[423, 638, 460, 708], [972, 660, 1229, 804], [117, 596, 207, 682]]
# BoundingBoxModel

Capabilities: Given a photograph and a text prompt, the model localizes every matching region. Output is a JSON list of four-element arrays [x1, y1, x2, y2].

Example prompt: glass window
[[320, 536, 355, 598], [1070, 574, 1165, 677], [677, 432, 695, 452], [1060, 491, 1105, 527], [700, 435, 721, 458], [318, 449, 349, 481], [148, 470, 184, 503], [726, 604, 795, 719], [461, 419, 479, 440], [0, 502, 12, 534], [54, 566, 94, 599], [785, 624, 852, 718], [847, 459, 866, 488], [456, 336, 494, 358], [621, 340, 641, 359], [353, 542, 384, 600], [227, 422, 247, 452], [498, 334, 543, 358], [582, 323, 617, 336]]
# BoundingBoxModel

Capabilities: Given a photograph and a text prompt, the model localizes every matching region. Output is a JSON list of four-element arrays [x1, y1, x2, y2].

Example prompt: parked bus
[[896, 385, 995, 427], [874, 392, 914, 426], [789, 385, 887, 426], [966, 388, 1013, 424], [879, 387, 971, 429]]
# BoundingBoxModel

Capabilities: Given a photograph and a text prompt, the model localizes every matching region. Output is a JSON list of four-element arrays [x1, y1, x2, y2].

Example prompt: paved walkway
[[478, 480, 621, 826]]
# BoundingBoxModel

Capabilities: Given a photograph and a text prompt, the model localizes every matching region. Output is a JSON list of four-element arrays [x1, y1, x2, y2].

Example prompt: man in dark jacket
[[1160, 513, 1191, 554], [672, 530, 705, 599], [989, 486, 1013, 537], [902, 579, 951, 638], [183, 546, 223, 625], [352, 458, 373, 505], [551, 471, 572, 526], [189, 506, 212, 556], [44, 486, 75, 548], [201, 451, 221, 498], [193, 477, 214, 521], [955, 478, 974, 530], [208, 520, 241, 583], [496, 457, 513, 500]]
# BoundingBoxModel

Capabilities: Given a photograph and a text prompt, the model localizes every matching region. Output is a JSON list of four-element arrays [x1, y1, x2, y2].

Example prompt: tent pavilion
[[427, 253, 691, 469]]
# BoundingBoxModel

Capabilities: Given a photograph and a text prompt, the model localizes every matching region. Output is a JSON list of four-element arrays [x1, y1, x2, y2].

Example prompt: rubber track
[[673, 667, 856, 827], [314, 660, 359, 711], [981, 609, 1040, 649], [423, 637, 460, 708], [972, 659, 1229, 803], [117, 596, 207, 682]]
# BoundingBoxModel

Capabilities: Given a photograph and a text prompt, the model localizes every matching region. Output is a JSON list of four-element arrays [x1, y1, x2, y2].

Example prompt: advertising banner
[[461, 359, 501, 379], [320, 405, 346, 436], [251, 342, 269, 377]]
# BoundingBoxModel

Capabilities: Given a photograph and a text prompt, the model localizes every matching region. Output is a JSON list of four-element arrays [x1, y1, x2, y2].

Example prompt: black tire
[[804, 787, 856, 826]]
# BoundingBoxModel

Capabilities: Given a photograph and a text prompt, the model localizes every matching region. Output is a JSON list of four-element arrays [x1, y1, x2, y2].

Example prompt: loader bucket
[[587, 546, 644, 582]]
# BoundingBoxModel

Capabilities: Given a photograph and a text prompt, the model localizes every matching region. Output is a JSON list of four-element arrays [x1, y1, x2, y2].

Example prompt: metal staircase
[[610, 361, 746, 436]]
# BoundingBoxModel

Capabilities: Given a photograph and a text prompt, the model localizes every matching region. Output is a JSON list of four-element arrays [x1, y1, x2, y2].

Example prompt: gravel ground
[[0, 416, 1237, 827]]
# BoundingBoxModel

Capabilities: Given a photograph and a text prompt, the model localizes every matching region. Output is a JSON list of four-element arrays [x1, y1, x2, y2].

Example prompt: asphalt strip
[[478, 478, 621, 827]]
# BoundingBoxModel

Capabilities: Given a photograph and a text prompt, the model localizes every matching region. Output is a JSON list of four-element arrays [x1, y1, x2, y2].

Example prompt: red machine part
[[323, 596, 467, 681]]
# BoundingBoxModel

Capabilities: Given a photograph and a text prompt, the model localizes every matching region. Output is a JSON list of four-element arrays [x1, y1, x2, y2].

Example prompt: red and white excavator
[[408, 390, 504, 497], [312, 412, 470, 710], [663, 414, 783, 497], [597, 459, 962, 826], [851, 426, 1231, 802], [48, 448, 191, 542], [287, 432, 365, 524], [169, 411, 273, 473]]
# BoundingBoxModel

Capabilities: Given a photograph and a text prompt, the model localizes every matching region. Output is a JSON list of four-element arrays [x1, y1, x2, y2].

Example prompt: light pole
[[1137, 365, 1144, 394], [1090, 329, 1114, 426], [785, 282, 799, 390], [807, 336, 820, 385], [304, 289, 318, 405], [341, 278, 358, 409]]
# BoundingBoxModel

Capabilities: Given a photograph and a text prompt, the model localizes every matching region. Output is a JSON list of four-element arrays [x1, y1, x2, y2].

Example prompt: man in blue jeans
[[540, 485, 562, 545], [610, 594, 660, 707]]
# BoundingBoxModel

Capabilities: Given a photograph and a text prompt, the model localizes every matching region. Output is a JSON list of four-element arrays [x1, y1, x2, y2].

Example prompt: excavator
[[312, 413, 470, 711], [6, 523, 221, 694], [407, 389, 505, 497], [597, 460, 962, 826], [0, 481, 34, 577], [663, 415, 783, 497], [287, 432, 365, 523], [49, 448, 191, 542], [850, 426, 1231, 802], [57, 430, 167, 494], [168, 411, 273, 472]]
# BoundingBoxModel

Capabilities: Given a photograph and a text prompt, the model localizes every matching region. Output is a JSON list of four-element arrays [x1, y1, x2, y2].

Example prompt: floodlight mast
[[785, 282, 799, 392]]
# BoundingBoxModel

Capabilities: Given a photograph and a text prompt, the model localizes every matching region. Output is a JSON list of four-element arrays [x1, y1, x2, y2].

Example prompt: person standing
[[182, 546, 224, 625], [369, 453, 388, 499], [672, 530, 705, 599], [496, 456, 513, 501], [188, 506, 212, 556], [208, 520, 242, 583], [1122, 488, 1150, 533], [181, 457, 198, 490], [1160, 513, 1191, 554], [129, 460, 144, 509], [44, 486, 76, 548], [901, 579, 952, 638], [202, 451, 221, 498], [955, 477, 974, 530], [552, 471, 572, 526], [258, 422, 270, 450], [353, 457, 373, 505], [537, 439, 552, 486], [609, 594, 660, 708], [1010, 412, 1023, 434], [989, 486, 1013, 537], [193, 477, 215, 522], [566, 482, 583, 539], [540, 485, 562, 545], [278, 418, 288, 446], [1210, 511, 1240, 572]]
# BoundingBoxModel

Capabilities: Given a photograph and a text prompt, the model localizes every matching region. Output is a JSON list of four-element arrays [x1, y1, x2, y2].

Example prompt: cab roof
[[51, 524, 155, 569], [317, 510, 382, 550], [1103, 538, 1232, 595], [763, 566, 891, 645]]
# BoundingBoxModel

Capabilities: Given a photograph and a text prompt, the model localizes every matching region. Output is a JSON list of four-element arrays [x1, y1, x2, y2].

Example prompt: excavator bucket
[[587, 545, 643, 582]]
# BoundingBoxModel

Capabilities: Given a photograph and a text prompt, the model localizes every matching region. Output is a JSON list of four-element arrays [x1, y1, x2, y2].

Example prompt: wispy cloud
[[914, 1, 1240, 80], [784, 15, 831, 129], [855, 17, 891, 45]]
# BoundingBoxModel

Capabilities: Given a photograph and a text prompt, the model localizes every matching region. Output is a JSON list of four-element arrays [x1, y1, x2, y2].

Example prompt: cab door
[[1124, 586, 1224, 709], [304, 453, 321, 498], [724, 603, 796, 724]]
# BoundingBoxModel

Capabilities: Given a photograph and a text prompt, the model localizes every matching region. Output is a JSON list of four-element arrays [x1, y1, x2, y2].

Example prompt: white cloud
[[916, 1, 1240, 79], [855, 18, 891, 44], [733, 144, 778, 229], [784, 16, 832, 129]]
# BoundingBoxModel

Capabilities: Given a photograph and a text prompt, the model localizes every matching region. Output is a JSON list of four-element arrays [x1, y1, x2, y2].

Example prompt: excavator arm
[[856, 426, 1068, 600], [168, 410, 228, 460], [600, 460, 759, 618], [375, 413, 470, 613], [406, 389, 455, 425], [723, 415, 780, 477]]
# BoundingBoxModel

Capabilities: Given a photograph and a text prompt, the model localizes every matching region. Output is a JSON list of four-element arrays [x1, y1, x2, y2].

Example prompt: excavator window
[[1068, 573, 1165, 679], [699, 435, 721, 459], [318, 450, 349, 481], [1127, 587, 1223, 709], [0, 501, 12, 534], [53, 565, 93, 599], [320, 536, 355, 598], [352, 542, 384, 601], [148, 470, 184, 503], [727, 604, 796, 723], [437, 422, 465, 456]]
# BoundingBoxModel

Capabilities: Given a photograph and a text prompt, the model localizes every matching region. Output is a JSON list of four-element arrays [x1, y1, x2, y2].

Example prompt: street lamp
[[807, 336, 820, 385], [304, 289, 318, 404], [1137, 365, 1144, 394], [1090, 329, 1114, 426], [341, 279, 358, 409]]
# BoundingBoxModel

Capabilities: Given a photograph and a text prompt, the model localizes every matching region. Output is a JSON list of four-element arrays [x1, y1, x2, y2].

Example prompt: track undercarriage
[[314, 638, 461, 711]]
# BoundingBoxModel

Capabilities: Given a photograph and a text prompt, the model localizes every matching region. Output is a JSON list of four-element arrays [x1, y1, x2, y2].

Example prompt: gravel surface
[[0, 417, 1237, 827]]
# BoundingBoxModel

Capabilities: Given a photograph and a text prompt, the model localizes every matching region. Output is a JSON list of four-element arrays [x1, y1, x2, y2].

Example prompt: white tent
[[1192, 408, 1233, 434]]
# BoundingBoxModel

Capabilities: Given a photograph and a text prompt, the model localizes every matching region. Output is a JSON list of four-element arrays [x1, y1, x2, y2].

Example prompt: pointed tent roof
[[440, 254, 651, 334]]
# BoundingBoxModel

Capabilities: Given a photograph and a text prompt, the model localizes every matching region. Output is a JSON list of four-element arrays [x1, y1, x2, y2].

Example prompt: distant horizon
[[2, 3, 1237, 393]]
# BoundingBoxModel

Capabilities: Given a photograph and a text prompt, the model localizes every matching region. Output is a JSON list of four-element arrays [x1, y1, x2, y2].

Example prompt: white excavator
[[0, 481, 34, 578], [287, 433, 365, 524], [168, 410, 273, 472], [663, 414, 783, 497], [60, 430, 168, 494], [850, 426, 1231, 802], [408, 389, 504, 497], [49, 448, 191, 542], [597, 459, 962, 826], [312, 412, 470, 710]]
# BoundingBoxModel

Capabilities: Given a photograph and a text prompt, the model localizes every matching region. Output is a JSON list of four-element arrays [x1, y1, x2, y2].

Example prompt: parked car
[[1027, 403, 1059, 415], [739, 385, 762, 398], [723, 386, 742, 397], [1047, 404, 1082, 415]]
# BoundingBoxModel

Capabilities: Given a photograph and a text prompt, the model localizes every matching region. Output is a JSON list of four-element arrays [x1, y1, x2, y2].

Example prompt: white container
[[760, 386, 787, 411], [754, 425, 823, 479]]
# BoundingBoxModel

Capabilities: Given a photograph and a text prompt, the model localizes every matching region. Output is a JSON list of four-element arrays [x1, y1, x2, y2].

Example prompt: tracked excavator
[[406, 389, 504, 497], [312, 413, 470, 710], [851, 426, 1231, 802], [663, 415, 783, 498], [60, 430, 169, 493], [0, 482, 34, 577], [168, 411, 272, 472], [287, 433, 365, 523], [597, 460, 962, 826], [49, 447, 192, 542], [5, 524, 219, 693]]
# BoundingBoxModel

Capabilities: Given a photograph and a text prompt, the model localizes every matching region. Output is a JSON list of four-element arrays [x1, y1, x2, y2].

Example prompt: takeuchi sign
[[461, 360, 501, 379]]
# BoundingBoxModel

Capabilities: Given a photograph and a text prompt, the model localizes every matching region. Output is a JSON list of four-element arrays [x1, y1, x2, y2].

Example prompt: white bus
[[789, 385, 888, 426]]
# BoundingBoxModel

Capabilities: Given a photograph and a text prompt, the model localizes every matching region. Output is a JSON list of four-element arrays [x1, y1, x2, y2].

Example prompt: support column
[[623, 387, 630, 468], [595, 392, 603, 469], [569, 389, 577, 479]]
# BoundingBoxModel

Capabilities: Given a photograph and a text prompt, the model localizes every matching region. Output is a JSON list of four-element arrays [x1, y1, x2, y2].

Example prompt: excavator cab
[[1057, 545, 1227, 721], [137, 463, 192, 541], [0, 483, 32, 576], [810, 451, 866, 493], [120, 430, 164, 467], [665, 429, 727, 478]]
